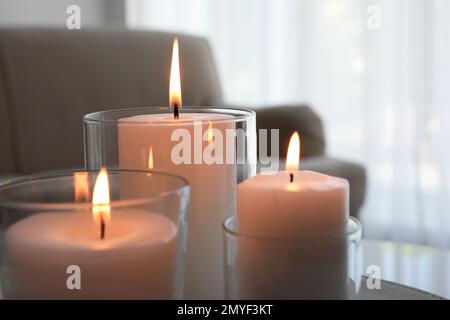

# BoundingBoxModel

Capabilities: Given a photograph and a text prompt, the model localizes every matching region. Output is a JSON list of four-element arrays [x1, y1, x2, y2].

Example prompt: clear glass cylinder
[[223, 216, 362, 299], [83, 107, 257, 299], [0, 169, 190, 299]]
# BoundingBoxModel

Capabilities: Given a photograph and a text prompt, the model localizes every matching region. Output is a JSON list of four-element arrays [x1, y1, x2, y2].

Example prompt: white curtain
[[126, 0, 450, 248]]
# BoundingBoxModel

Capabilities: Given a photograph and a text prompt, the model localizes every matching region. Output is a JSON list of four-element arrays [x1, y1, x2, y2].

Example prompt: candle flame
[[148, 146, 154, 169], [74, 171, 89, 203], [147, 146, 154, 176], [207, 121, 213, 143], [285, 131, 300, 171], [92, 167, 111, 238], [169, 38, 182, 111]]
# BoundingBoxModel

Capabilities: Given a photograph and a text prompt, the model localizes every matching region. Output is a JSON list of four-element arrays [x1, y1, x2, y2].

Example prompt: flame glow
[[169, 38, 182, 108], [285, 131, 300, 171], [92, 167, 111, 230], [74, 172, 89, 203]]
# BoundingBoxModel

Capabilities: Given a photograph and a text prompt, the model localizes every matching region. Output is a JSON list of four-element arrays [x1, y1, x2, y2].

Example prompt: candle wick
[[173, 103, 179, 120], [289, 173, 294, 183], [100, 215, 106, 240]]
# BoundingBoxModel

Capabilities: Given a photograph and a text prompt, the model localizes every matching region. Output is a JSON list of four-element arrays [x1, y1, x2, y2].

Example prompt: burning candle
[[117, 38, 236, 299], [4, 168, 178, 299], [236, 132, 350, 299]]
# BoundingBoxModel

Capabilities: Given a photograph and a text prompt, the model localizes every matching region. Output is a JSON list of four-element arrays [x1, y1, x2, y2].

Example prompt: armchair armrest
[[253, 104, 326, 158]]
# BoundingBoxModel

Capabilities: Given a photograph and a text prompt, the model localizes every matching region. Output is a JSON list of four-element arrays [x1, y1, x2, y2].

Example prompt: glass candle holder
[[83, 107, 257, 299], [223, 216, 362, 300], [0, 169, 190, 299]]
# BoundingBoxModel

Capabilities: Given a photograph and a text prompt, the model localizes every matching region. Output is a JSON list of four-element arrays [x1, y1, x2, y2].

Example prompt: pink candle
[[236, 132, 350, 299]]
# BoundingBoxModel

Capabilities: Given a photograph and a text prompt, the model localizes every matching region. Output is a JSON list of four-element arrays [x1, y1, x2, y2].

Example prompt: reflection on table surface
[[362, 239, 450, 299], [0, 239, 448, 299]]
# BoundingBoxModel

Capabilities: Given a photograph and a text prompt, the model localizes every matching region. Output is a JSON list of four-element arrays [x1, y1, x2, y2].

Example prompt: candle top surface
[[6, 209, 177, 252], [118, 113, 234, 126], [243, 170, 348, 192]]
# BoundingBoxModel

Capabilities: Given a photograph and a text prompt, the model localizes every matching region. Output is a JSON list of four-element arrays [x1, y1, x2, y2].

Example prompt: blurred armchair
[[0, 27, 365, 217]]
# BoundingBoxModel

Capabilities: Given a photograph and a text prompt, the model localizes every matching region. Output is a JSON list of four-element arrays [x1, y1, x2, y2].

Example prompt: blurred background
[[1, 0, 450, 248]]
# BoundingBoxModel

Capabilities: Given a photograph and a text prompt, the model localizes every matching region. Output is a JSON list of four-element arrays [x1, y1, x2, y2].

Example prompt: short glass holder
[[223, 216, 362, 299], [0, 169, 190, 299]]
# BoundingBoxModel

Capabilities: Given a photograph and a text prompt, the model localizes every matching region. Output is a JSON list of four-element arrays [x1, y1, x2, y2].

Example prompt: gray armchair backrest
[[255, 105, 325, 159], [0, 28, 223, 174]]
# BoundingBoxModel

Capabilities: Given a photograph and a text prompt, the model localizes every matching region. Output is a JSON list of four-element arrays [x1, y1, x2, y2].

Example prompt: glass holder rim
[[83, 106, 256, 125], [0, 168, 190, 211], [223, 216, 362, 242]]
